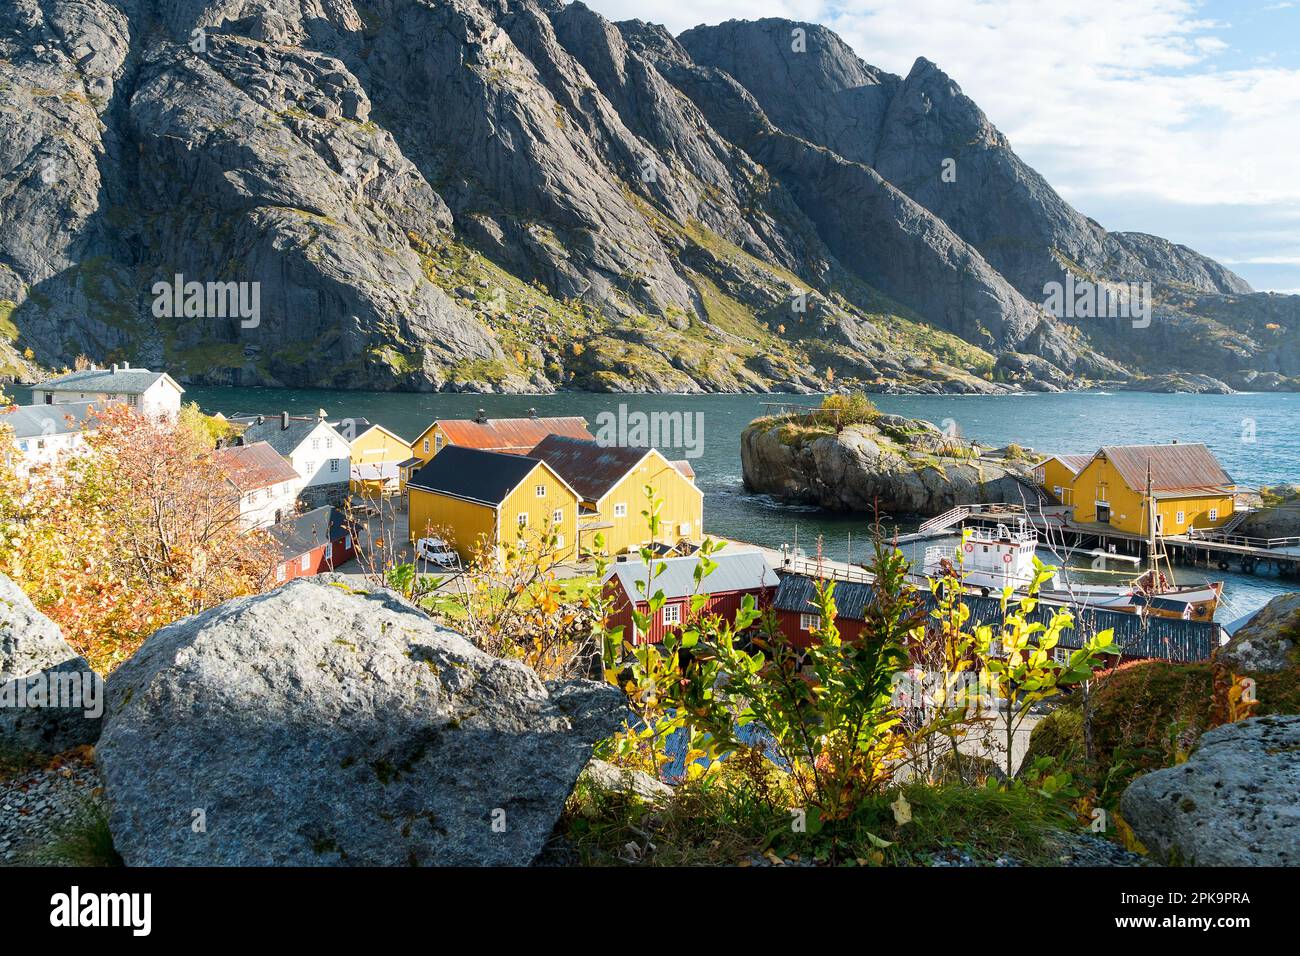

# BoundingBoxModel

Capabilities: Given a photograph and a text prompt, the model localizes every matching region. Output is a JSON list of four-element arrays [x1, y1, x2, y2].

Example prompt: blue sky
[[585, 0, 1300, 292]]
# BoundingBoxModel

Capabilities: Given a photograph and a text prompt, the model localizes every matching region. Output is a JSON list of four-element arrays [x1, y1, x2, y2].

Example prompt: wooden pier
[[959, 504, 1300, 579]]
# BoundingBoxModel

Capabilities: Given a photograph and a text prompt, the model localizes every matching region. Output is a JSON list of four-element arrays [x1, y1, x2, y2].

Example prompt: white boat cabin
[[923, 521, 1060, 594]]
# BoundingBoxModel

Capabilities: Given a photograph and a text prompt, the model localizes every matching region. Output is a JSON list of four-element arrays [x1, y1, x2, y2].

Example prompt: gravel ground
[[0, 749, 105, 866]]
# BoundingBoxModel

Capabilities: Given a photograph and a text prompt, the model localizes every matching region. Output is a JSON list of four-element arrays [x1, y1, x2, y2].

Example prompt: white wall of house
[[12, 432, 87, 477], [289, 421, 351, 488], [237, 479, 303, 530], [31, 376, 183, 420]]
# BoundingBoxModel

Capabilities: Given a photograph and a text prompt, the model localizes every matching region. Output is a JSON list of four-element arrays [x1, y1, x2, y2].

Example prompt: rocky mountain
[[0, 1, 1294, 393]]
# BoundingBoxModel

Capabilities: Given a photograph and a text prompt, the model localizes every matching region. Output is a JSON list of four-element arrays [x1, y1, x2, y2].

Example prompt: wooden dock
[[959, 504, 1300, 578]]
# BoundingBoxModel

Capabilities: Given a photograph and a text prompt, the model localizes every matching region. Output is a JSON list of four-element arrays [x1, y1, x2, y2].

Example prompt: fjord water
[[183, 387, 1298, 621]]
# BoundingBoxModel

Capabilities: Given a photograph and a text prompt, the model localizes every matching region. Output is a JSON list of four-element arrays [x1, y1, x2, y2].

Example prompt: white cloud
[[583, 0, 1300, 289]]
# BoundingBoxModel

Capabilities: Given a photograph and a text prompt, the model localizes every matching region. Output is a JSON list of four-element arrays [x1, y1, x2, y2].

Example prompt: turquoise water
[[22, 384, 1293, 620]]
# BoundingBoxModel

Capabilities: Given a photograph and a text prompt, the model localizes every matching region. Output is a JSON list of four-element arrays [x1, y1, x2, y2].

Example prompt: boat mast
[[1145, 461, 1172, 587]]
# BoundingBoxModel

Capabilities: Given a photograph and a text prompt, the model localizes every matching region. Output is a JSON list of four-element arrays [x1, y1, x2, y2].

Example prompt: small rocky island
[[740, 397, 1041, 518]]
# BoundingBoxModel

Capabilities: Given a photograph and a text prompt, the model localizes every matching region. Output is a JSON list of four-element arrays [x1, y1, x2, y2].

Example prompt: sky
[[584, 0, 1300, 293]]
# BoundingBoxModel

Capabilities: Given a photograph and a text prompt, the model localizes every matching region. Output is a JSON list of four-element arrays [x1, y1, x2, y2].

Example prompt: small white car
[[415, 536, 460, 568]]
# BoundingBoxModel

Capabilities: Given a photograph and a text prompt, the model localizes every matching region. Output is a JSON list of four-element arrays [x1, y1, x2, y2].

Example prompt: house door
[[1096, 504, 1111, 524], [1154, 513, 1164, 535]]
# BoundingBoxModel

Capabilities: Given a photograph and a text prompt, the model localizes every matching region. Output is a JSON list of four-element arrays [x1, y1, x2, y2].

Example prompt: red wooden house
[[602, 552, 779, 645], [270, 506, 357, 583]]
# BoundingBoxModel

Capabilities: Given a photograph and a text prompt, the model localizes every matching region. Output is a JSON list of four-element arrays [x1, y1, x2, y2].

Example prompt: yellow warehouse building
[[527, 435, 703, 556], [1054, 443, 1236, 537], [406, 445, 580, 565]]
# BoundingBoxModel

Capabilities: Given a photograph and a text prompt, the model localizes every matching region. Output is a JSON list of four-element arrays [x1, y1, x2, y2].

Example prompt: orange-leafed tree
[[0, 403, 278, 672]]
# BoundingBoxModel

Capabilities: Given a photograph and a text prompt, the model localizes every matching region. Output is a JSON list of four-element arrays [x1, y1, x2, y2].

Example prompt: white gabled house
[[235, 410, 351, 508], [1, 402, 101, 478], [213, 441, 304, 529], [30, 364, 184, 420]]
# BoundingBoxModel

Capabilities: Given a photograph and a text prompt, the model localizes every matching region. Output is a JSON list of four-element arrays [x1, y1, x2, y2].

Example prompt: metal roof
[[603, 552, 779, 603], [1038, 453, 1092, 475], [2, 402, 101, 439], [527, 435, 653, 502], [269, 506, 352, 558], [771, 573, 1219, 662], [669, 459, 695, 479], [434, 416, 592, 454], [408, 444, 575, 506], [1089, 443, 1234, 494], [237, 415, 340, 457], [35, 366, 180, 395], [214, 442, 300, 491]]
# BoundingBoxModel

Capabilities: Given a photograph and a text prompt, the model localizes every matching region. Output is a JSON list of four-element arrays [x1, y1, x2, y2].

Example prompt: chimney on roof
[[123, 361, 130, 369], [528, 407, 537, 418], [111, 363, 119, 373], [475, 408, 487, 423], [280, 411, 289, 430], [318, 408, 327, 420], [256, 415, 264, 425]]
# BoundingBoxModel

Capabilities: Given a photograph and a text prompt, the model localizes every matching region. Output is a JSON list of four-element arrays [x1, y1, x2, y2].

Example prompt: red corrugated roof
[[215, 441, 299, 491], [435, 416, 592, 454], [1092, 443, 1234, 493]]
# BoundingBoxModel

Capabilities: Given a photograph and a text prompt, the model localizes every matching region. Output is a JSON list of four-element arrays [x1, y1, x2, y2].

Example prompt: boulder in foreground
[[0, 574, 103, 756], [1121, 715, 1300, 865], [96, 577, 626, 866]]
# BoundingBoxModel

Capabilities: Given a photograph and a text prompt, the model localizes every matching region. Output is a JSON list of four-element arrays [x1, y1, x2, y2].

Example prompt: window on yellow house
[[552, 509, 563, 524], [535, 484, 546, 498], [613, 503, 627, 517], [1176, 510, 1185, 524], [1208, 508, 1218, 521], [518, 513, 529, 529]]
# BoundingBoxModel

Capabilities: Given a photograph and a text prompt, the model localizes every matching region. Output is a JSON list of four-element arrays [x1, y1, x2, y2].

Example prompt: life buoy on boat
[[964, 543, 974, 553], [1002, 553, 1013, 563]]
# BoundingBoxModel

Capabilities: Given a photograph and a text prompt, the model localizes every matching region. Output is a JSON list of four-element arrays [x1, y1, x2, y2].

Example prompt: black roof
[[269, 506, 352, 558], [771, 573, 1219, 663], [407, 445, 552, 506]]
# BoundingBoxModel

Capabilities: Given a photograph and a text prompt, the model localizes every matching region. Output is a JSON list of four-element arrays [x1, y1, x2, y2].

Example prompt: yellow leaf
[[891, 793, 912, 825]]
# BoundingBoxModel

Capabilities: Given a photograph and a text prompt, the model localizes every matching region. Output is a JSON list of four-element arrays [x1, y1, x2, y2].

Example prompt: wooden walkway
[[961, 504, 1300, 577]]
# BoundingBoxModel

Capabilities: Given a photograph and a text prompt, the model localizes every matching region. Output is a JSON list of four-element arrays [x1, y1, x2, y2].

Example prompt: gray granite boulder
[[1121, 715, 1300, 865], [0, 574, 103, 756], [96, 577, 627, 866], [1217, 592, 1300, 673]]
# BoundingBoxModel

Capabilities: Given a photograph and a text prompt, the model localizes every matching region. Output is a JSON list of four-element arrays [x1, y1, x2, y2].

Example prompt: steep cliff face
[[0, 2, 1292, 392]]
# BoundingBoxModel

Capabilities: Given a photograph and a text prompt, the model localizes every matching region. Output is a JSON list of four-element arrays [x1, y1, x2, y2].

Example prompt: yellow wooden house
[[1067, 443, 1236, 537], [1032, 454, 1093, 505], [527, 435, 703, 556], [348, 424, 416, 497], [406, 445, 580, 564], [410, 413, 592, 464]]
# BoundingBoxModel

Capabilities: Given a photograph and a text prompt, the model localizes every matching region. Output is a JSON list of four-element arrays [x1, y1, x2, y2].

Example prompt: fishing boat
[[922, 463, 1223, 622]]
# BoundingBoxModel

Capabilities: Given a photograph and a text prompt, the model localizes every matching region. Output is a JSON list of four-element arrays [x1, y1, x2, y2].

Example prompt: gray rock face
[[96, 577, 627, 866], [741, 416, 1038, 517], [0, 2, 1291, 392], [0, 574, 103, 756], [1121, 715, 1300, 865], [1217, 593, 1300, 674], [579, 758, 674, 806]]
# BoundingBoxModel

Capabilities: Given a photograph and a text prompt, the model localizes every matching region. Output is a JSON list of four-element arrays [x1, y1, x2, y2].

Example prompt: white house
[[1, 402, 100, 478], [30, 364, 184, 420], [235, 410, 351, 508], [213, 441, 303, 529]]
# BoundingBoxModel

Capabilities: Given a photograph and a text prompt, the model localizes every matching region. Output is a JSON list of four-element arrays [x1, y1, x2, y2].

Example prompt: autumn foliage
[[0, 402, 277, 672]]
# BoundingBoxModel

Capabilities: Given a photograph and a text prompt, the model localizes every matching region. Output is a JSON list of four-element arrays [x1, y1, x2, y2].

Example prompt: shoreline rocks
[[740, 412, 1041, 518]]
